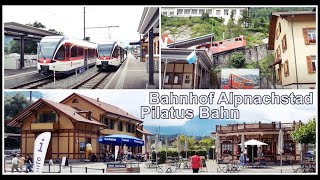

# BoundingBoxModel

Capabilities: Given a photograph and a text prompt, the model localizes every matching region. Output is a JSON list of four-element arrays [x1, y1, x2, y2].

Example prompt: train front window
[[38, 40, 60, 59], [98, 44, 113, 56]]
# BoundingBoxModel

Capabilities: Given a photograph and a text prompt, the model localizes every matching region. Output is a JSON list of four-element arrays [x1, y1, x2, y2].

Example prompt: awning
[[98, 134, 144, 146], [269, 58, 281, 68]]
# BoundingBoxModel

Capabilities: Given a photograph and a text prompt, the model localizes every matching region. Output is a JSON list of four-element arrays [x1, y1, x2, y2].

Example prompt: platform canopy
[[4, 22, 60, 40], [4, 22, 61, 68]]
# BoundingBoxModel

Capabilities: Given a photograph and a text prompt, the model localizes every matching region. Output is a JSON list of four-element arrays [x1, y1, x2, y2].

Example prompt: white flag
[[33, 132, 51, 173]]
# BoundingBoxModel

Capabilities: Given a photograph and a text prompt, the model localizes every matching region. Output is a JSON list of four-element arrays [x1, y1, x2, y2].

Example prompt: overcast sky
[[12, 90, 317, 126], [3, 5, 144, 46]]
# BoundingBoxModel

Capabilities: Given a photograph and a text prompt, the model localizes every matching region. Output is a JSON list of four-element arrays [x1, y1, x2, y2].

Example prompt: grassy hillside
[[161, 7, 314, 47], [161, 15, 268, 47]]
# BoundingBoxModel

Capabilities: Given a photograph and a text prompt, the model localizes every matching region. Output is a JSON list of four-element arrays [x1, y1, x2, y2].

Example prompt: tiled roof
[[136, 128, 153, 135], [43, 99, 106, 127], [7, 98, 106, 127], [272, 11, 316, 16], [72, 93, 142, 122]]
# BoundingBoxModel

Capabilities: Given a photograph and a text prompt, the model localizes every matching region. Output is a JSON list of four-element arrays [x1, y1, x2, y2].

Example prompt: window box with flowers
[[309, 39, 316, 44]]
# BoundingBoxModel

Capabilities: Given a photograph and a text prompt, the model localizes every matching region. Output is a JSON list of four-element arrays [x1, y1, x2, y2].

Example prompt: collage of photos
[[2, 5, 317, 175]]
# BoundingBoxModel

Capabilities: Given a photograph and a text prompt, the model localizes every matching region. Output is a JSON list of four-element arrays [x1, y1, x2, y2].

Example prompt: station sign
[[106, 163, 127, 168]]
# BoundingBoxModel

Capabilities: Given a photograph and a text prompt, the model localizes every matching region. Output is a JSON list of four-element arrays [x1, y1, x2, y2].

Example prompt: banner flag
[[33, 132, 51, 173], [115, 145, 120, 161]]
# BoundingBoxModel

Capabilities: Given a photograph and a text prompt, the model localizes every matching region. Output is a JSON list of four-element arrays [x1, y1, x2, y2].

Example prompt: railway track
[[71, 72, 114, 89], [11, 75, 54, 89]]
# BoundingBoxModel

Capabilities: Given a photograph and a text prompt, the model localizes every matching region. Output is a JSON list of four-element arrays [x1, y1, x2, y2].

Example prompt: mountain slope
[[144, 115, 238, 136]]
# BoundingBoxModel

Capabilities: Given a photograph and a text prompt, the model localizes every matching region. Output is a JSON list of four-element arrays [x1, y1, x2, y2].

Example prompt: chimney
[[97, 98, 99, 102]]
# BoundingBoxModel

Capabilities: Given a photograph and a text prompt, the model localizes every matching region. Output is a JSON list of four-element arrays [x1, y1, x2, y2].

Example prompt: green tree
[[199, 137, 214, 150], [259, 17, 266, 28], [173, 135, 196, 150], [27, 21, 46, 29], [48, 28, 63, 35], [201, 12, 210, 22], [228, 52, 246, 68], [4, 93, 30, 134], [4, 93, 30, 120], [253, 18, 260, 28], [8, 40, 38, 54], [8, 40, 20, 54], [226, 18, 235, 39], [4, 46, 9, 54], [291, 117, 316, 144], [239, 9, 250, 28]]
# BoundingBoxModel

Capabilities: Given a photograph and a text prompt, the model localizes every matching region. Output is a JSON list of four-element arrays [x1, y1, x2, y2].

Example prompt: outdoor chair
[[155, 163, 163, 173]]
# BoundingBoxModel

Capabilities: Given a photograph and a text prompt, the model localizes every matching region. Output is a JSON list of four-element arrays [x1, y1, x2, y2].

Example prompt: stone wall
[[211, 43, 273, 89]]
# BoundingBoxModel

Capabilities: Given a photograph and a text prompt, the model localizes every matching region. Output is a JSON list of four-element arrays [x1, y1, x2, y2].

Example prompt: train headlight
[[44, 60, 47, 63]]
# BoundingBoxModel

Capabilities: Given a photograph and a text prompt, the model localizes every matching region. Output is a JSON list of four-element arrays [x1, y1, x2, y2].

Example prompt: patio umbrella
[[241, 134, 245, 153], [147, 136, 151, 153], [215, 133, 220, 161], [98, 134, 144, 146], [155, 135, 159, 164], [239, 139, 267, 164], [184, 136, 188, 158], [177, 135, 182, 155], [165, 136, 168, 159], [215, 133, 220, 173], [277, 129, 284, 173]]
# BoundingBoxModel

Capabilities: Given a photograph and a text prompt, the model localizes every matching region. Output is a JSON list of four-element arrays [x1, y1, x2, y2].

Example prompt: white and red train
[[37, 36, 97, 75], [96, 42, 127, 71], [196, 35, 246, 54]]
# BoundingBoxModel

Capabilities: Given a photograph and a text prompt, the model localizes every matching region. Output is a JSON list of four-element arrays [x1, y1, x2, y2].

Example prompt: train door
[[84, 49, 88, 69]]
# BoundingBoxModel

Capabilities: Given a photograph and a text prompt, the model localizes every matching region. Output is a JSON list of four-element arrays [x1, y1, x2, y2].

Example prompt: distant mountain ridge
[[144, 115, 238, 136]]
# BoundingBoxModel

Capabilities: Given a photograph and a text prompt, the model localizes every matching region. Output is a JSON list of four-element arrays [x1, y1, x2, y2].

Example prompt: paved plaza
[[4, 159, 316, 174]]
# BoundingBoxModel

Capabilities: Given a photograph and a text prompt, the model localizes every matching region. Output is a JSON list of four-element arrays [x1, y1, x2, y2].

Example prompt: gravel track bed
[[40, 67, 100, 89]]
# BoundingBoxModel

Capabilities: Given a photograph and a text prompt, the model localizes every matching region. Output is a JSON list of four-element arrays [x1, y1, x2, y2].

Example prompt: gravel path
[[40, 66, 100, 89]]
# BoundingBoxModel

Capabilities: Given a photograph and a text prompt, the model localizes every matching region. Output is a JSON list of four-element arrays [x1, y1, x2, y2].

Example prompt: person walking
[[18, 155, 25, 171], [26, 154, 33, 172], [11, 154, 20, 173], [191, 151, 201, 173]]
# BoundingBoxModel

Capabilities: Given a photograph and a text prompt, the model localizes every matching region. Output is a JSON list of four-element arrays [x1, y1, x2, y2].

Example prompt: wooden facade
[[212, 121, 306, 163], [161, 49, 213, 89], [7, 93, 151, 160]]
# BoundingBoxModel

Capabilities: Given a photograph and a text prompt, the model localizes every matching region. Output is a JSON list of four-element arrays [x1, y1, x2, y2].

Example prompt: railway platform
[[105, 52, 159, 89], [4, 67, 41, 89], [4, 66, 38, 77]]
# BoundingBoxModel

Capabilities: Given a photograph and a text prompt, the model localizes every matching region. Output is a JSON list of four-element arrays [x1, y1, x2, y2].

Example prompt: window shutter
[[306, 56, 313, 73], [303, 28, 309, 45], [285, 60, 289, 76]]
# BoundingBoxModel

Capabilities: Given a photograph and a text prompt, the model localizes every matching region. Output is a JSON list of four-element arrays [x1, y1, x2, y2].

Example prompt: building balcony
[[216, 121, 301, 134], [31, 122, 58, 131]]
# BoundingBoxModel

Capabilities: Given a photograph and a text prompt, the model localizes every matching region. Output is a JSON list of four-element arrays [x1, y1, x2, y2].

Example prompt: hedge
[[151, 150, 207, 164]]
